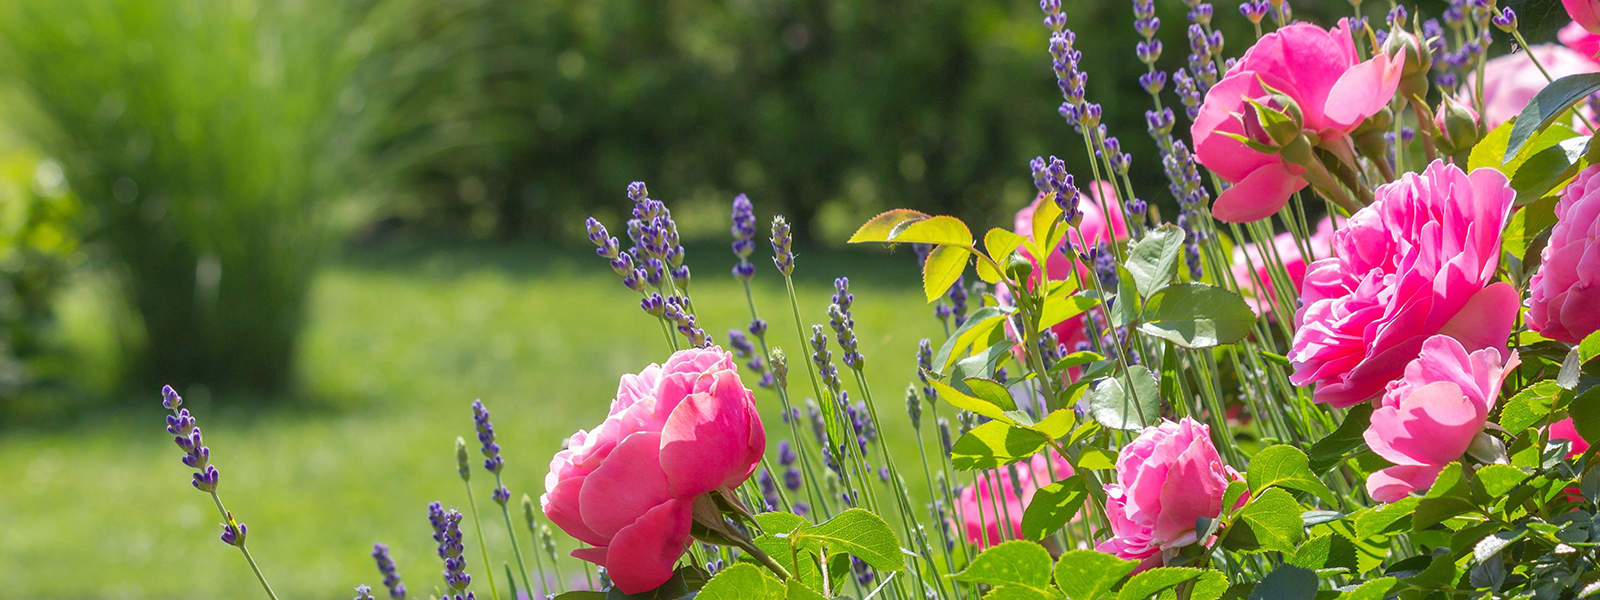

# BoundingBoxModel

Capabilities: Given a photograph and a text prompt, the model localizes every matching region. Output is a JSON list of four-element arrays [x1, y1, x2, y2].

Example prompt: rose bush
[[952, 451, 1073, 549], [541, 346, 765, 593], [1527, 164, 1600, 344], [1097, 418, 1244, 571]]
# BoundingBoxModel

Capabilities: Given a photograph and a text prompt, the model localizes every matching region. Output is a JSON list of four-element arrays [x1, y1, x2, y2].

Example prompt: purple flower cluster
[[355, 585, 375, 600], [162, 386, 221, 494], [828, 278, 863, 370], [1029, 155, 1079, 219], [428, 502, 471, 592], [730, 194, 757, 280], [809, 325, 843, 395], [470, 400, 510, 505], [770, 216, 795, 275], [220, 520, 247, 547], [372, 543, 407, 599], [727, 328, 771, 388]]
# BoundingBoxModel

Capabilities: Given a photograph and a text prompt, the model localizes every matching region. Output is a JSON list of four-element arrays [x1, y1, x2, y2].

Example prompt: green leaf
[[932, 307, 1008, 372], [1076, 447, 1118, 471], [1123, 224, 1186, 299], [1246, 445, 1337, 505], [1053, 550, 1138, 600], [985, 227, 1029, 263], [1289, 533, 1356, 571], [1021, 477, 1087, 541], [1030, 409, 1078, 439], [951, 341, 1016, 387], [928, 377, 1014, 425], [1039, 287, 1097, 333], [1087, 366, 1161, 430], [1582, 330, 1600, 363], [1337, 578, 1396, 600], [965, 377, 1018, 412], [1572, 386, 1600, 448], [1247, 565, 1316, 600], [1308, 404, 1373, 474], [696, 563, 785, 600], [848, 209, 932, 243], [784, 580, 827, 600], [1505, 73, 1600, 159], [1115, 567, 1207, 600], [1510, 136, 1589, 205], [952, 540, 1055, 591], [1109, 265, 1140, 328], [1475, 464, 1527, 497], [1498, 380, 1565, 432], [793, 509, 903, 572], [600, 567, 706, 599], [1032, 194, 1065, 259], [924, 244, 971, 302], [1137, 283, 1255, 349], [1354, 496, 1420, 540], [1226, 488, 1304, 554], [951, 421, 1050, 470]]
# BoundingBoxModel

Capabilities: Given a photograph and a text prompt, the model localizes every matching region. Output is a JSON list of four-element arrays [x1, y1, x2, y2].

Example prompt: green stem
[[208, 491, 280, 600], [494, 482, 535, 595], [464, 483, 502, 600]]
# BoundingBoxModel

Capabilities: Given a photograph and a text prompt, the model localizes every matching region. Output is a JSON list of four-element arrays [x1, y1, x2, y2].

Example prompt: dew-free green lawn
[[0, 240, 948, 599]]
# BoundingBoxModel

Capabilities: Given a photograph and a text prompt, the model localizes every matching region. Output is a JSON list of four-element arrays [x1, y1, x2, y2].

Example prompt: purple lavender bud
[[1387, 5, 1407, 28], [492, 486, 511, 505], [879, 467, 890, 482], [1491, 8, 1515, 32], [778, 441, 797, 466], [732, 262, 756, 280], [429, 503, 472, 591], [166, 409, 196, 435], [1126, 197, 1147, 216], [1188, 4, 1211, 26], [1146, 108, 1175, 134], [770, 216, 795, 276], [852, 557, 875, 585], [1081, 103, 1103, 130], [1136, 41, 1163, 66], [640, 292, 666, 317], [372, 543, 407, 599], [749, 318, 768, 338], [162, 385, 182, 409], [947, 276, 970, 328], [784, 467, 802, 491], [905, 385, 922, 429], [731, 194, 757, 260], [770, 348, 789, 389], [220, 521, 247, 547], [627, 181, 648, 204], [1131, 0, 1155, 20], [1134, 17, 1160, 39], [728, 330, 755, 356], [671, 265, 690, 289], [937, 418, 953, 455], [1240, 0, 1268, 23], [470, 400, 504, 476], [192, 465, 220, 492], [355, 584, 376, 600]]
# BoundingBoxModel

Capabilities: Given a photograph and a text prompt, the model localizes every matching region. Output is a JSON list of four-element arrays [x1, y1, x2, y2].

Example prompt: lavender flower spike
[[163, 386, 219, 493], [470, 400, 511, 505], [770, 216, 795, 275], [429, 502, 472, 592], [373, 543, 407, 599], [355, 585, 376, 600]]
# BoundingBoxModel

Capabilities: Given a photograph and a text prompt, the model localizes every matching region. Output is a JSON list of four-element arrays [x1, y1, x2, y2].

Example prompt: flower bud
[[1434, 95, 1481, 154], [1004, 252, 1034, 283], [1383, 28, 1430, 101], [455, 436, 471, 481], [1241, 93, 1304, 149]]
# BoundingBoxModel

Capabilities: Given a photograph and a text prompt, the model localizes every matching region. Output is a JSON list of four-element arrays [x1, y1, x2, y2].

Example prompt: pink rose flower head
[[1229, 217, 1337, 317], [1568, 0, 1600, 34], [1473, 42, 1600, 130], [1097, 418, 1245, 571], [1290, 160, 1519, 408], [1008, 183, 1127, 356], [1561, 22, 1600, 65], [1364, 335, 1520, 502], [1527, 164, 1600, 344], [1193, 19, 1404, 223], [540, 346, 765, 593], [1550, 418, 1592, 458], [951, 451, 1074, 549]]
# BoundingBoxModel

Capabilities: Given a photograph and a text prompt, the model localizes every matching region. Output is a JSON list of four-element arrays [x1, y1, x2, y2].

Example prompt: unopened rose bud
[[1434, 95, 1481, 154], [1241, 93, 1304, 149], [1383, 28, 1430, 101]]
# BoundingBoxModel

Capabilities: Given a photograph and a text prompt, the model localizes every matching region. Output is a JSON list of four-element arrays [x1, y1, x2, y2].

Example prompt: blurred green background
[[0, 0, 1571, 597]]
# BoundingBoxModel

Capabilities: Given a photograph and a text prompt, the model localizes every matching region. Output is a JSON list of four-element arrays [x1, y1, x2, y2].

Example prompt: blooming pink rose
[[1561, 22, 1600, 64], [1290, 160, 1519, 408], [951, 451, 1074, 549], [541, 346, 765, 593], [1527, 164, 1600, 344], [1007, 183, 1127, 355], [1364, 335, 1519, 502], [1568, 0, 1600, 34], [1097, 418, 1245, 571], [1230, 217, 1337, 317], [1193, 20, 1404, 223], [1474, 42, 1600, 130], [1551, 418, 1591, 458]]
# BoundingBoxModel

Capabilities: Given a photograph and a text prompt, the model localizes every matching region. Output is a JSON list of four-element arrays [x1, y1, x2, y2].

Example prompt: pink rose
[[1568, 0, 1600, 34], [1551, 418, 1591, 458], [951, 451, 1074, 549], [1193, 20, 1404, 223], [1290, 160, 1519, 408], [1097, 418, 1245, 571], [1527, 164, 1600, 344], [540, 347, 765, 593], [1364, 335, 1519, 502], [1561, 22, 1600, 64], [1229, 217, 1337, 317], [1007, 183, 1128, 355], [1474, 42, 1600, 130]]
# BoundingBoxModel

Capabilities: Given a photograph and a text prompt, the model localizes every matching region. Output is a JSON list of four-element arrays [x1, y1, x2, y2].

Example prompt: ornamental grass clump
[[156, 1, 1600, 598]]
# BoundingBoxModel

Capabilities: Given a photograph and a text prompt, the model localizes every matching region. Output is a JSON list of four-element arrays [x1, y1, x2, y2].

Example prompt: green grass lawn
[[0, 240, 951, 598]]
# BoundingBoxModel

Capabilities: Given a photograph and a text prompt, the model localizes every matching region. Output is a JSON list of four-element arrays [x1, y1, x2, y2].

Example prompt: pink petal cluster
[[1474, 38, 1600, 130], [1229, 217, 1337, 317], [951, 451, 1074, 549], [1001, 183, 1127, 357], [1193, 20, 1404, 223], [1560, 22, 1600, 64], [1097, 418, 1245, 571], [1551, 418, 1591, 458], [1527, 164, 1600, 344], [541, 347, 765, 593], [1290, 160, 1519, 408], [1364, 335, 1519, 502], [1567, 0, 1600, 34]]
